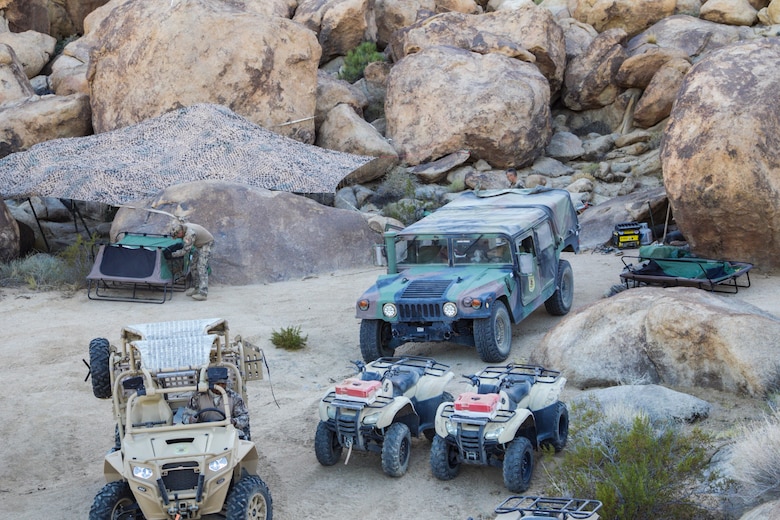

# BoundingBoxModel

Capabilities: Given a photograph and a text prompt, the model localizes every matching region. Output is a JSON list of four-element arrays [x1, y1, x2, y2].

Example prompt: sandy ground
[[1, 250, 778, 519]]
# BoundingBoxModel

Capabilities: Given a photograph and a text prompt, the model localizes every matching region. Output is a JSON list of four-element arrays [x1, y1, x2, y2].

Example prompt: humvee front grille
[[162, 462, 199, 491], [399, 303, 441, 319], [401, 280, 452, 298]]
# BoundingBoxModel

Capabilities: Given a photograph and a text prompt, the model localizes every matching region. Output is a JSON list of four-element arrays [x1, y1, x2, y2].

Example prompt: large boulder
[[562, 28, 628, 111], [0, 198, 19, 261], [375, 0, 436, 48], [533, 287, 780, 397], [0, 93, 92, 158], [389, 6, 566, 95], [293, 0, 375, 64], [0, 43, 34, 105], [0, 30, 57, 78], [110, 181, 380, 285], [625, 15, 746, 61], [661, 38, 780, 270], [385, 45, 551, 167], [567, 0, 677, 37], [85, 0, 321, 142]]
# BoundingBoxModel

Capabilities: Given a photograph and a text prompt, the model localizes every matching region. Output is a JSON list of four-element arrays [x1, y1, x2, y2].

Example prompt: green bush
[[270, 325, 308, 351], [373, 168, 418, 207], [339, 42, 386, 83], [0, 234, 97, 290], [547, 401, 718, 520]]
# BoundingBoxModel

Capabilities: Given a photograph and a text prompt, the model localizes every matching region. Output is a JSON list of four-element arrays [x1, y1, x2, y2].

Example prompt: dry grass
[[730, 410, 780, 500]]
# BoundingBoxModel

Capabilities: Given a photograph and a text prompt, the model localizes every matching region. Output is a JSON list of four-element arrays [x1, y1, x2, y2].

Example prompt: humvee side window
[[536, 222, 555, 252]]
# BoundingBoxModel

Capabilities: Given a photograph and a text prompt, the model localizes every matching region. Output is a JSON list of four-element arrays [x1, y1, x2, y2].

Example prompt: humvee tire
[[359, 319, 394, 362], [474, 300, 512, 363], [544, 259, 574, 316]]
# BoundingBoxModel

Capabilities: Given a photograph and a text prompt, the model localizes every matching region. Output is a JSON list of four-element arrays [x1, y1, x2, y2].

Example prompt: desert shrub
[[571, 170, 596, 183], [339, 42, 386, 83], [271, 325, 308, 351], [547, 400, 717, 520], [730, 410, 780, 501], [0, 253, 66, 289], [373, 168, 418, 206]]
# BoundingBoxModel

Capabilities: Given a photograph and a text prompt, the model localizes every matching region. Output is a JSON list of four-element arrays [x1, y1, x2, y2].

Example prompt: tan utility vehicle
[[87, 318, 270, 520]]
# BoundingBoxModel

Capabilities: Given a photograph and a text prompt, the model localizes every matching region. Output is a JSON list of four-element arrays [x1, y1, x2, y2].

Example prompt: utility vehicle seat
[[130, 394, 174, 428]]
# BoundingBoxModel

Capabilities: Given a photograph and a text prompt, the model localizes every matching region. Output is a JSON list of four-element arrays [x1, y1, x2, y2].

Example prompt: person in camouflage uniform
[[168, 221, 214, 301], [182, 367, 251, 439]]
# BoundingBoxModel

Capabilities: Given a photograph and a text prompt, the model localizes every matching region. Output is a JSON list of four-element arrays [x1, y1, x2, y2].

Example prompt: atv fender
[[527, 377, 567, 411], [374, 396, 417, 430], [103, 449, 124, 482], [414, 372, 454, 402], [236, 439, 260, 469], [496, 408, 534, 445]]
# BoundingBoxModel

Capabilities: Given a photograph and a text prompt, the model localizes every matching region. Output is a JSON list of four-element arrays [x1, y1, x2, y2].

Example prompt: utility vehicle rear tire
[[89, 337, 112, 399], [225, 474, 273, 520], [503, 436, 534, 493], [430, 434, 460, 480], [314, 421, 343, 466], [544, 259, 574, 316], [381, 422, 411, 477], [424, 392, 453, 441], [360, 319, 394, 362], [89, 480, 135, 520], [542, 401, 569, 453], [474, 300, 512, 363]]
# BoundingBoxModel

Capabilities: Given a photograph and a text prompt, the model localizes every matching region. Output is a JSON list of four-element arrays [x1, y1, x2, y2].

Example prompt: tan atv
[[431, 364, 569, 492], [488, 496, 601, 520], [316, 356, 454, 477], [86, 318, 270, 520]]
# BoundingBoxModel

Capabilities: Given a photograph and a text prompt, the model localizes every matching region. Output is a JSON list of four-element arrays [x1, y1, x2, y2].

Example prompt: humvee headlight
[[357, 299, 370, 311], [442, 302, 457, 318], [209, 456, 229, 472], [363, 413, 380, 425], [132, 465, 154, 480], [462, 297, 482, 309], [382, 303, 397, 318], [485, 427, 504, 441]]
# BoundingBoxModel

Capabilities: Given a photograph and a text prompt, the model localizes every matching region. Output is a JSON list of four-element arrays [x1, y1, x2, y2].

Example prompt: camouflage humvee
[[356, 188, 580, 363]]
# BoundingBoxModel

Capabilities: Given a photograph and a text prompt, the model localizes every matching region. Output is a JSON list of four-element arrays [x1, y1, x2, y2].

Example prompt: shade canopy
[[0, 103, 376, 205]]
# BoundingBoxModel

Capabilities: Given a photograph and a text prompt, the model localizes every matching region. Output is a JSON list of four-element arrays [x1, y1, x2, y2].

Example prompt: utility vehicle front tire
[[542, 401, 569, 453], [503, 436, 534, 493], [225, 474, 272, 520], [360, 319, 394, 362], [381, 422, 411, 477], [544, 259, 574, 316], [89, 337, 112, 399], [474, 300, 512, 362], [89, 480, 135, 520], [314, 421, 343, 466], [430, 435, 461, 480]]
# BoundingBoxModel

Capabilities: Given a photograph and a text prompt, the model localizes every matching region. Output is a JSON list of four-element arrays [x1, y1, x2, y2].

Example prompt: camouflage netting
[[0, 103, 375, 204]]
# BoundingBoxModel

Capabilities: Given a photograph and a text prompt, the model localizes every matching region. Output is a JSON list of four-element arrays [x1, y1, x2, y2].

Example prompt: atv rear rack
[[494, 495, 601, 519]]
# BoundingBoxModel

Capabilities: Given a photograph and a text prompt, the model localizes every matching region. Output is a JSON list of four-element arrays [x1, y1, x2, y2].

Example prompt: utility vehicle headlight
[[382, 303, 397, 318], [445, 422, 457, 436], [132, 465, 154, 480], [363, 413, 379, 425], [209, 456, 229, 472], [485, 427, 504, 441], [442, 302, 457, 318]]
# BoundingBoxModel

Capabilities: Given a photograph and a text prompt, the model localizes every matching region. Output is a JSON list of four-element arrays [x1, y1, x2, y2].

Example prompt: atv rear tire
[[225, 474, 272, 520], [89, 338, 112, 399], [89, 480, 135, 520], [474, 300, 512, 363], [544, 259, 574, 316], [360, 319, 394, 362], [381, 422, 411, 477], [542, 401, 569, 453], [314, 421, 343, 466], [430, 434, 460, 480], [503, 436, 534, 493]]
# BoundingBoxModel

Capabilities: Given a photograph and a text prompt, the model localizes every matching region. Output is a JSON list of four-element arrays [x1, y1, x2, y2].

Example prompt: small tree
[[338, 42, 386, 83]]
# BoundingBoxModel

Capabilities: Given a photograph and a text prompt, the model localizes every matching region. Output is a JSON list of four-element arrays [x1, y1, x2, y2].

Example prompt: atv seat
[[501, 375, 533, 410], [477, 384, 500, 395], [387, 370, 420, 396], [130, 394, 174, 428], [360, 371, 383, 382]]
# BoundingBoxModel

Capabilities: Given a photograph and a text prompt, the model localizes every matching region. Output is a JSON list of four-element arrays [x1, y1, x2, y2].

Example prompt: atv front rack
[[494, 496, 601, 519], [370, 355, 451, 377]]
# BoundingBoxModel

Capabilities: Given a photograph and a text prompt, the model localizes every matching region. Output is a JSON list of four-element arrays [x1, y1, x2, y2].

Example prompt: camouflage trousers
[[191, 242, 212, 295]]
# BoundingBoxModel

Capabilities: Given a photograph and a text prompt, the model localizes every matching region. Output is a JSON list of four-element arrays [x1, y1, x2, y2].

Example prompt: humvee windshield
[[396, 234, 512, 266]]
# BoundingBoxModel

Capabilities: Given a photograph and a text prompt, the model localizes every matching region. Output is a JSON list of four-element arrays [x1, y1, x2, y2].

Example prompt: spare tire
[[89, 338, 112, 399]]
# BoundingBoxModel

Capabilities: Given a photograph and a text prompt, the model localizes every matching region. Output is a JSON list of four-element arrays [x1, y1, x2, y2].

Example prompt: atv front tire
[[381, 422, 411, 477], [544, 259, 574, 316], [474, 300, 512, 362], [503, 436, 534, 492], [225, 474, 272, 520], [314, 421, 343, 466], [89, 338, 112, 399], [430, 435, 461, 480], [89, 480, 135, 520], [360, 319, 394, 362]]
